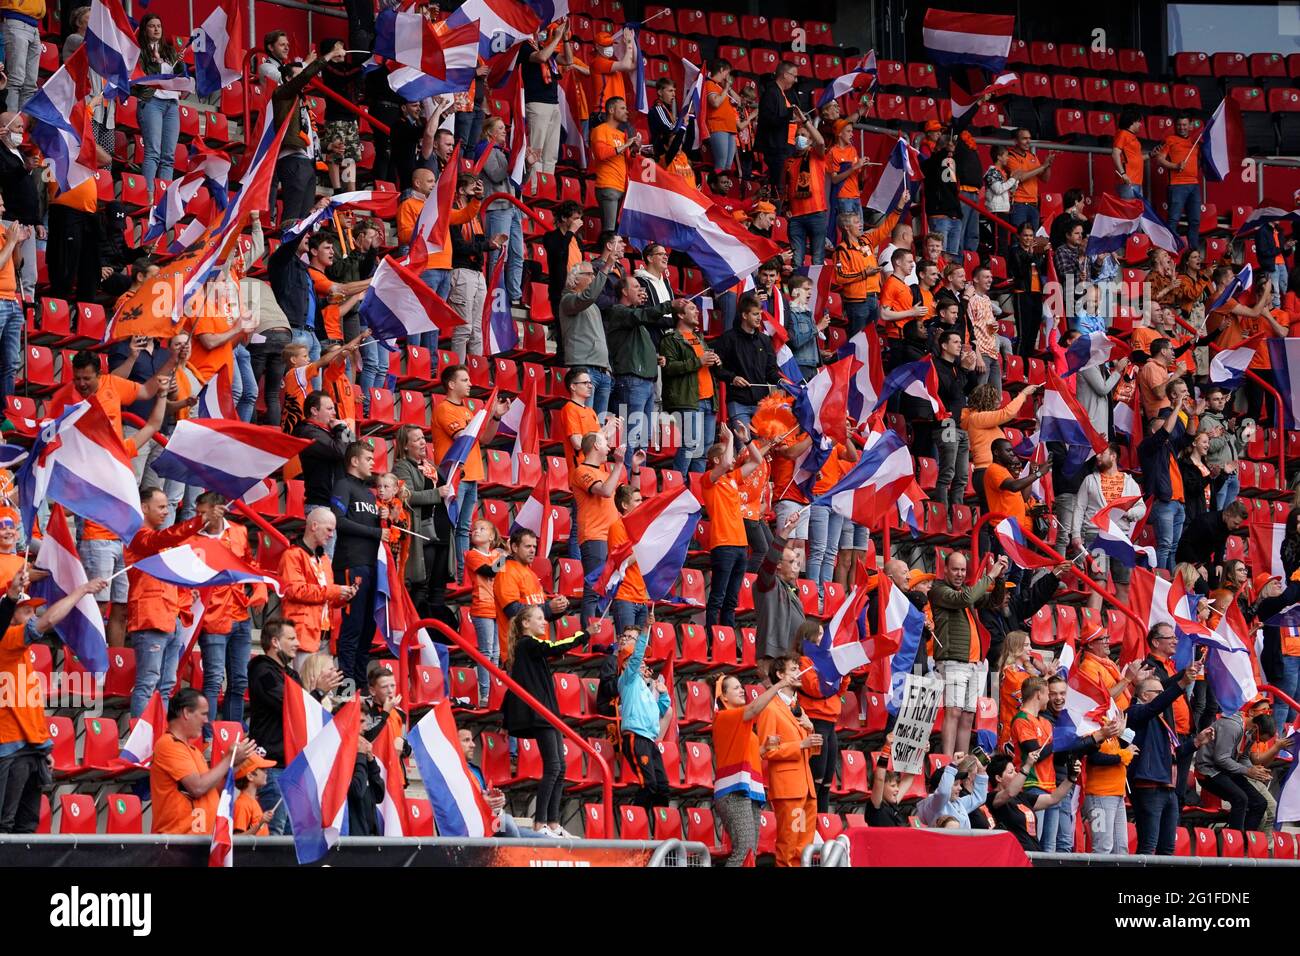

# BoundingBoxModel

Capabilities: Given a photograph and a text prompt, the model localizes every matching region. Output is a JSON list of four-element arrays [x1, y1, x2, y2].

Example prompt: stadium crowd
[[0, 0, 1298, 868]]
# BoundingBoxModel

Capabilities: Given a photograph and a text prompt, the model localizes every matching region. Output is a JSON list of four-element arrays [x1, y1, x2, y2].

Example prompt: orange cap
[[924, 119, 943, 132], [751, 200, 776, 215], [595, 31, 615, 46], [236, 753, 276, 780]]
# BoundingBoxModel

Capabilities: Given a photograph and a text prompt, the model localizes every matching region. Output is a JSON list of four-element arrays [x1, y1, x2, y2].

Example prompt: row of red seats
[[1173, 51, 1300, 81]]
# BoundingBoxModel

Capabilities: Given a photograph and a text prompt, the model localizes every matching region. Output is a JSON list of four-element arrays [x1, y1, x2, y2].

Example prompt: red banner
[[845, 827, 1031, 867]]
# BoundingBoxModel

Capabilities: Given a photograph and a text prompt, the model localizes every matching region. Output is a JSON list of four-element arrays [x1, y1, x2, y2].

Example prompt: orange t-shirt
[[150, 733, 219, 834], [0, 624, 47, 746], [704, 79, 737, 134], [309, 267, 344, 342], [432, 399, 485, 482], [1006, 149, 1041, 206], [828, 144, 861, 200], [737, 456, 768, 522], [679, 329, 714, 401], [590, 57, 626, 111], [1010, 711, 1056, 791], [590, 122, 630, 192], [1114, 129, 1143, 187], [784, 150, 828, 218], [984, 463, 1030, 533], [1080, 653, 1130, 710], [397, 195, 424, 245], [558, 400, 599, 480], [189, 310, 238, 387], [1137, 360, 1171, 419], [607, 516, 647, 603], [281, 360, 322, 432], [0, 229, 18, 301], [324, 360, 358, 433], [572, 461, 619, 544], [0, 552, 26, 593], [770, 431, 809, 505], [702, 469, 747, 548], [1218, 311, 1275, 370], [812, 444, 850, 496], [879, 274, 915, 336], [711, 705, 765, 800], [1161, 134, 1198, 186], [234, 791, 269, 834], [492, 557, 546, 636], [998, 665, 1031, 746], [51, 177, 98, 212], [49, 375, 140, 543], [465, 547, 504, 619]]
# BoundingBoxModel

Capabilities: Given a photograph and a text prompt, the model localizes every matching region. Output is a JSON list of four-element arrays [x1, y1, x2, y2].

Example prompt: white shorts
[[934, 659, 988, 713], [774, 499, 810, 541]]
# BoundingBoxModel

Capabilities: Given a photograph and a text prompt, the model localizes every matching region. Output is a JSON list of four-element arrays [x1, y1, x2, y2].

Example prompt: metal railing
[[801, 834, 853, 867], [648, 839, 713, 867]]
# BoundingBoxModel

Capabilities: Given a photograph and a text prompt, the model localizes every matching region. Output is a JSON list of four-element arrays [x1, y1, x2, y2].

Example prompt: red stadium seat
[[1171, 84, 1202, 111], [681, 739, 714, 792], [1191, 826, 1217, 856], [1141, 82, 1173, 109], [684, 805, 721, 851], [1174, 52, 1211, 76], [57, 794, 96, 834], [1212, 52, 1249, 77], [1029, 41, 1060, 67], [582, 802, 608, 839], [653, 805, 683, 841], [619, 804, 651, 840], [48, 716, 79, 777], [105, 794, 143, 834], [1058, 43, 1088, 70]]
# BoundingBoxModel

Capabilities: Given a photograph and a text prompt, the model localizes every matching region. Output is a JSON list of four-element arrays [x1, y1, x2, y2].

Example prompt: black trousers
[[47, 204, 100, 302], [809, 719, 840, 814], [1013, 291, 1043, 359], [620, 732, 669, 811], [1201, 771, 1268, 833], [533, 727, 565, 826], [275, 154, 318, 226], [0, 750, 49, 833]]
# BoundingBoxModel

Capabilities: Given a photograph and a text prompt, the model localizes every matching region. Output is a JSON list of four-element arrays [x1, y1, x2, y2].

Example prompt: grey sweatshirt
[[559, 267, 612, 371], [1194, 712, 1252, 778]]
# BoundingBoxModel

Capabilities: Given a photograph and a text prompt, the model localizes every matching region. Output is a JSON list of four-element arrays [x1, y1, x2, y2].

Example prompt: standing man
[[1005, 128, 1054, 231], [559, 251, 616, 418], [604, 277, 675, 466], [1111, 108, 1145, 199], [757, 61, 800, 200], [590, 96, 640, 232], [1154, 114, 1202, 250], [293, 391, 354, 516], [277, 507, 356, 668], [714, 292, 779, 429], [1, 0, 42, 112], [783, 108, 829, 266], [572, 430, 629, 628], [331, 442, 384, 688], [659, 298, 719, 474]]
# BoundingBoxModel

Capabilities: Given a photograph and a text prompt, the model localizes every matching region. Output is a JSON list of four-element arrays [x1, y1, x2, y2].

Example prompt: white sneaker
[[553, 825, 579, 839], [534, 826, 563, 838]]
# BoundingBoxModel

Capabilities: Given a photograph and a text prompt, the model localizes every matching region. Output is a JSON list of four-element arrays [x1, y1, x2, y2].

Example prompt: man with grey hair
[[559, 237, 618, 417], [276, 507, 357, 670]]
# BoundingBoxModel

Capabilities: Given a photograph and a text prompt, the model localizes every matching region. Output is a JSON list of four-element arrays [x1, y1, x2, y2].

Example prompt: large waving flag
[[283, 190, 401, 243], [439, 390, 497, 527], [142, 148, 234, 244], [31, 504, 109, 677], [803, 356, 853, 444], [871, 356, 946, 418], [483, 254, 519, 354], [406, 146, 461, 269], [675, 57, 705, 150], [1208, 263, 1255, 315], [863, 134, 921, 215], [1210, 331, 1262, 390], [1205, 601, 1261, 713], [376, 7, 473, 77], [621, 156, 782, 291], [118, 692, 166, 766], [1168, 575, 1215, 668], [374, 541, 418, 657], [284, 677, 331, 768], [1062, 333, 1130, 377], [410, 700, 494, 836], [512, 482, 557, 558], [1267, 338, 1300, 429], [1086, 194, 1184, 256], [780, 377, 834, 496], [85, 0, 140, 98], [994, 516, 1057, 569], [878, 574, 929, 714], [761, 286, 802, 383], [1090, 495, 1153, 569], [281, 698, 361, 864], [446, 0, 538, 61], [371, 720, 410, 837], [360, 255, 464, 342], [385, 19, 484, 100], [1039, 367, 1108, 457], [810, 427, 921, 531], [193, 0, 245, 96], [1201, 95, 1245, 183], [503, 68, 528, 190], [497, 371, 539, 483], [589, 485, 702, 602], [838, 326, 884, 421], [922, 8, 1015, 72], [209, 761, 237, 868], [1249, 521, 1286, 582], [151, 419, 312, 502], [557, 71, 587, 166], [1235, 203, 1300, 239], [18, 399, 143, 543], [816, 50, 878, 110], [1054, 662, 1120, 750], [189, 363, 236, 421], [1121, 567, 1174, 666], [801, 577, 872, 697], [21, 46, 99, 194], [129, 537, 283, 593], [949, 69, 1018, 123]]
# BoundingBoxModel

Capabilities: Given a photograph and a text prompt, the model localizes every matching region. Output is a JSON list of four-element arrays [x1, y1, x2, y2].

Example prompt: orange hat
[[731, 208, 751, 222], [595, 30, 615, 46], [1080, 623, 1108, 644], [0, 506, 17, 526], [831, 119, 850, 137], [617, 642, 637, 669], [751, 200, 776, 215], [924, 119, 944, 133], [1254, 572, 1281, 593], [1244, 694, 1272, 713], [16, 594, 45, 609], [907, 570, 936, 588], [236, 753, 276, 780]]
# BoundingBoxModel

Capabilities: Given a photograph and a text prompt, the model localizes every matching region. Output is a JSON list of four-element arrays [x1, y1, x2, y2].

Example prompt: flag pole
[[391, 525, 431, 541]]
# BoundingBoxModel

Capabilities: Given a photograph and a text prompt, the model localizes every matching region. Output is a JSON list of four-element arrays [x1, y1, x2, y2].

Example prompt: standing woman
[[795, 621, 849, 813], [502, 606, 589, 837], [319, 39, 363, 195], [704, 60, 738, 173], [757, 653, 823, 867], [712, 671, 797, 865], [1006, 222, 1049, 360], [1178, 429, 1214, 527], [134, 14, 183, 201], [478, 115, 531, 307]]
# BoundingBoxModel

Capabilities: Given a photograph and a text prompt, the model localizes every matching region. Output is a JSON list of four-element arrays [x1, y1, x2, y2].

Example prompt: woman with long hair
[[133, 14, 183, 200], [1178, 429, 1215, 526], [501, 606, 589, 836], [477, 114, 530, 307], [961, 381, 1039, 514], [995, 630, 1044, 746]]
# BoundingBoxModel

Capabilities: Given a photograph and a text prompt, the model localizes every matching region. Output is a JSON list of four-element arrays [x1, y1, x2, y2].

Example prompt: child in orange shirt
[[464, 519, 506, 708], [233, 753, 276, 835], [375, 472, 412, 582], [280, 330, 368, 434]]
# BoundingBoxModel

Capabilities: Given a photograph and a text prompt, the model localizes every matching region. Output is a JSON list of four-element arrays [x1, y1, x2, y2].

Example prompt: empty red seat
[[105, 793, 143, 834], [57, 794, 96, 834], [1230, 86, 1267, 111], [1058, 44, 1088, 70], [1029, 41, 1059, 67], [1174, 52, 1212, 76], [1212, 52, 1249, 77], [1054, 109, 1086, 138], [1142, 81, 1173, 109], [1119, 49, 1148, 74]]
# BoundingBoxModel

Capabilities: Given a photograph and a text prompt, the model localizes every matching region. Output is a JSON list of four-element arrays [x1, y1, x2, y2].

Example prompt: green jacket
[[658, 328, 716, 412], [929, 574, 1004, 663], [604, 302, 673, 379]]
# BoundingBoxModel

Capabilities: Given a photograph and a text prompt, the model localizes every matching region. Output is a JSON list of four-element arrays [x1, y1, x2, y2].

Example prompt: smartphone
[[968, 744, 990, 768]]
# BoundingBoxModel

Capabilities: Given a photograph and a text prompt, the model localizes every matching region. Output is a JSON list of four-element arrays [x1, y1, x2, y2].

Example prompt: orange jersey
[[607, 517, 647, 604], [557, 400, 599, 482], [1114, 129, 1143, 187], [572, 461, 619, 544], [150, 733, 219, 834], [0, 624, 47, 746], [277, 544, 348, 653], [234, 791, 269, 834], [1010, 711, 1056, 791], [465, 547, 504, 619], [702, 469, 747, 548], [590, 122, 630, 192], [493, 558, 547, 636], [433, 399, 486, 483]]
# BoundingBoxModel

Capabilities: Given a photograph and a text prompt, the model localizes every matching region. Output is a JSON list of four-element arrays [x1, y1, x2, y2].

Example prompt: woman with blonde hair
[[298, 653, 344, 711], [995, 630, 1044, 746], [502, 606, 589, 836], [961, 381, 1039, 513], [464, 518, 506, 708]]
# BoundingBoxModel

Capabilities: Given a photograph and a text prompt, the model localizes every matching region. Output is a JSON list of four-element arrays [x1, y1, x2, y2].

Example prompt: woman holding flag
[[133, 15, 184, 201]]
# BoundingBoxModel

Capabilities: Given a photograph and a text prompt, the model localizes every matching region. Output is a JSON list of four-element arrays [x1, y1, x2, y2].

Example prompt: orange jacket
[[0, 624, 48, 746], [756, 694, 815, 800], [797, 659, 849, 722], [277, 544, 349, 653], [125, 517, 205, 635], [198, 522, 266, 635]]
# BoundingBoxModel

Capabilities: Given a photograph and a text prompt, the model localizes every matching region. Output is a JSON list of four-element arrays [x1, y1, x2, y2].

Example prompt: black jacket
[[1175, 510, 1238, 567], [933, 355, 976, 422], [293, 420, 352, 506], [714, 325, 779, 407], [451, 218, 493, 272], [542, 228, 583, 311], [503, 631, 590, 736], [1138, 412, 1191, 502], [756, 81, 794, 154], [922, 149, 962, 218], [248, 654, 309, 767], [269, 228, 313, 330], [1007, 244, 1049, 295], [0, 145, 39, 225], [346, 755, 385, 835], [330, 472, 383, 570]]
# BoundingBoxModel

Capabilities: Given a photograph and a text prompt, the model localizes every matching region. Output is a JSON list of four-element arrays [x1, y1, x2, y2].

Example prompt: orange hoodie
[[125, 517, 205, 634], [277, 544, 350, 653]]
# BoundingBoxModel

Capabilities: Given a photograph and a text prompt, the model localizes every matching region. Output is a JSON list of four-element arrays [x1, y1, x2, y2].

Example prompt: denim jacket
[[786, 307, 820, 371]]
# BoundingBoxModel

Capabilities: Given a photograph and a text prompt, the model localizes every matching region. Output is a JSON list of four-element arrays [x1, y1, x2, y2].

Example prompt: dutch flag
[[281, 698, 361, 864]]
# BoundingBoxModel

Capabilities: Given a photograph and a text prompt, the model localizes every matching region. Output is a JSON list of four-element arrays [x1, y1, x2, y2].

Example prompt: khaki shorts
[[934, 659, 988, 712]]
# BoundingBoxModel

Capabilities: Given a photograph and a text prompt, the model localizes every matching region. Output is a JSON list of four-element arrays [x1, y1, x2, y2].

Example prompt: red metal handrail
[[956, 191, 1017, 237], [413, 616, 615, 829], [307, 77, 391, 136], [1259, 683, 1300, 715], [969, 510, 1147, 634]]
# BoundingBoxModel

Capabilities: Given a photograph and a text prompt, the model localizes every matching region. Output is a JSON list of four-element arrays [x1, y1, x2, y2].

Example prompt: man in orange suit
[[756, 653, 822, 866]]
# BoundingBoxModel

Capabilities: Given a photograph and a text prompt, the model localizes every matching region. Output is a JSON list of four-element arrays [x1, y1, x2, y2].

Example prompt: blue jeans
[[959, 196, 981, 252], [806, 504, 844, 594], [1275, 655, 1300, 727], [1084, 794, 1129, 854], [1166, 183, 1202, 251], [788, 211, 829, 266], [579, 538, 608, 627], [232, 344, 257, 422], [485, 205, 525, 302], [1036, 796, 1060, 851], [716, 290, 737, 332], [139, 96, 180, 197], [358, 338, 385, 402], [417, 268, 452, 350], [1216, 471, 1240, 510], [454, 480, 478, 576], [1132, 785, 1180, 855], [200, 617, 252, 732], [0, 298, 22, 401], [1273, 263, 1289, 309], [930, 215, 962, 256], [834, 197, 863, 222], [1009, 203, 1040, 232], [706, 545, 748, 629], [612, 599, 648, 635], [672, 400, 716, 474], [472, 615, 498, 702], [709, 131, 736, 171], [290, 327, 321, 383], [129, 627, 182, 718], [578, 366, 612, 419], [258, 766, 290, 835], [337, 562, 379, 688], [726, 401, 758, 430], [613, 375, 655, 467], [844, 296, 877, 336], [1117, 182, 1143, 200], [1150, 499, 1185, 572], [455, 109, 483, 151]]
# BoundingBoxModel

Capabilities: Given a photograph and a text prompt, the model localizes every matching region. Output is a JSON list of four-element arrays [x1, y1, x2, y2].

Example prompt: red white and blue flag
[[85, 0, 140, 98], [620, 156, 782, 291], [1208, 263, 1254, 315], [1039, 367, 1108, 457], [20, 46, 98, 193], [497, 371, 539, 482], [949, 69, 1018, 123], [871, 356, 946, 418], [837, 326, 884, 421], [371, 720, 410, 836], [1205, 601, 1261, 713], [1168, 575, 1215, 665], [1210, 330, 1261, 390], [440, 390, 497, 526], [283, 190, 401, 243], [504, 67, 528, 189], [511, 483, 557, 558], [18, 398, 143, 543], [676, 58, 705, 150], [31, 504, 108, 677], [1235, 203, 1300, 238], [129, 537, 283, 593], [130, 69, 195, 95], [1090, 495, 1153, 569], [880, 574, 930, 714], [360, 255, 463, 342], [193, 0, 244, 96], [815, 50, 878, 110], [1086, 194, 1184, 256], [406, 146, 461, 269], [209, 760, 237, 867], [863, 134, 921, 215], [446, 0, 538, 62], [483, 254, 519, 354], [1062, 332, 1130, 377], [118, 691, 166, 766], [801, 576, 872, 697], [1249, 522, 1287, 582], [1267, 338, 1300, 429], [1053, 663, 1119, 750], [811, 427, 922, 532], [143, 147, 234, 244], [281, 697, 361, 864], [994, 516, 1057, 569], [385, 19, 485, 99], [410, 699, 494, 836], [283, 678, 330, 767], [190, 362, 236, 420], [1120, 567, 1175, 667], [376, 7, 472, 77], [589, 485, 702, 602], [151, 418, 311, 501], [922, 8, 1015, 72], [1201, 95, 1245, 182], [761, 286, 802, 383], [803, 356, 853, 444]]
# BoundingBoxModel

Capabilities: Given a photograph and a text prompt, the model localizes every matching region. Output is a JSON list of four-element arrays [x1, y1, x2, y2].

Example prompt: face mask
[[600, 45, 614, 58], [6, 132, 20, 148], [794, 135, 809, 151]]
